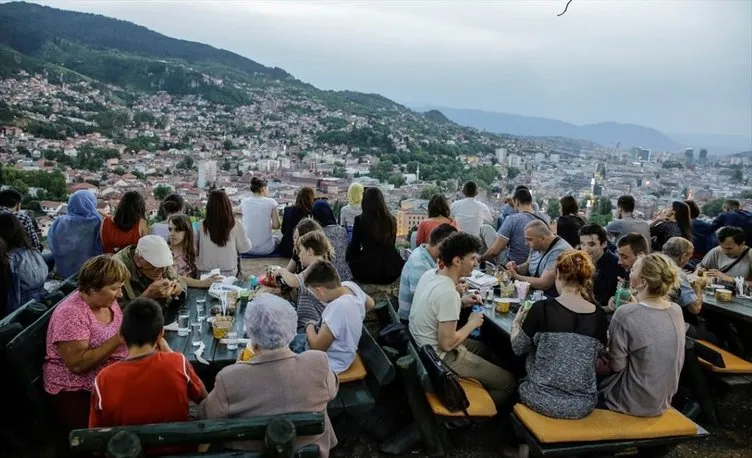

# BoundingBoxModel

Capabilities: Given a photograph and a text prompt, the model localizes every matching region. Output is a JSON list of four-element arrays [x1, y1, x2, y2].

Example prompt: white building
[[550, 154, 560, 163], [495, 148, 507, 164], [198, 160, 217, 189], [508, 155, 523, 168]]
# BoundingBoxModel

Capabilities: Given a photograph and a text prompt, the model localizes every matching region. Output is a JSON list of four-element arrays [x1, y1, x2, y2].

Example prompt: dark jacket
[[691, 218, 718, 261], [279, 206, 310, 258], [711, 210, 752, 246], [347, 215, 404, 285]]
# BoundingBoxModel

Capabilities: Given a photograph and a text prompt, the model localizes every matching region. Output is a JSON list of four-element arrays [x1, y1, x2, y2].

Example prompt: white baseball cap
[[136, 235, 173, 268]]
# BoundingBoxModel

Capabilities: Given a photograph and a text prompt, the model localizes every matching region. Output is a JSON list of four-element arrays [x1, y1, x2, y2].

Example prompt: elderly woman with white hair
[[200, 293, 338, 456]]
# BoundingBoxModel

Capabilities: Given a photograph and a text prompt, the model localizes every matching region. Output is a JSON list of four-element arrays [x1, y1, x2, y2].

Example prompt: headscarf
[[47, 190, 103, 278], [347, 183, 364, 205], [312, 200, 337, 227]]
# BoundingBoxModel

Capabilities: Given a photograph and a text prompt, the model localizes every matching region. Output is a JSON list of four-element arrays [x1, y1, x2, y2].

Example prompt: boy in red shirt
[[89, 298, 207, 428]]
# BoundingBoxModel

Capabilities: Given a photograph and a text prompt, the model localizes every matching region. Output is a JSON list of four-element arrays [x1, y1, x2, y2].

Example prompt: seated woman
[[599, 253, 685, 417], [339, 183, 363, 230], [279, 187, 315, 258], [299, 261, 374, 374], [0, 239, 8, 317], [151, 194, 185, 241], [168, 214, 222, 288], [0, 213, 47, 316], [347, 187, 405, 285], [415, 194, 458, 246], [48, 190, 103, 279], [43, 255, 130, 430], [200, 293, 338, 457], [102, 190, 150, 254], [273, 231, 335, 331], [241, 177, 281, 256], [284, 218, 322, 274], [197, 190, 252, 278], [650, 200, 692, 252], [511, 250, 607, 419], [312, 200, 352, 282]]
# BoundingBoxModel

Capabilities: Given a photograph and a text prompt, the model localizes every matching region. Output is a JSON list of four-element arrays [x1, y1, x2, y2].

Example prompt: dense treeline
[[0, 163, 68, 201]]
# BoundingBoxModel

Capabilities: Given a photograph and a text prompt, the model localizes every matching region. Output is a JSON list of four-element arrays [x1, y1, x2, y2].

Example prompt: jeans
[[290, 333, 308, 354], [442, 339, 517, 406]]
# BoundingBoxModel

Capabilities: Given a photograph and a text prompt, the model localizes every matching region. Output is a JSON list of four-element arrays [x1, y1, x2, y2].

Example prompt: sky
[[26, 0, 752, 137]]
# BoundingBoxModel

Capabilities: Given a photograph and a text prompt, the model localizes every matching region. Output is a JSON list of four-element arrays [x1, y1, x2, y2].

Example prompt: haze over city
[[26, 0, 752, 139]]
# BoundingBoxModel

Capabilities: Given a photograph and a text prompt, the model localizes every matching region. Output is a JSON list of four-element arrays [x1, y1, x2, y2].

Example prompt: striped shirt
[[295, 273, 327, 332], [398, 245, 437, 320]]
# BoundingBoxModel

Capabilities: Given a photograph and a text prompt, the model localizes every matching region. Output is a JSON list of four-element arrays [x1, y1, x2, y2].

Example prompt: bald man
[[506, 220, 572, 294]]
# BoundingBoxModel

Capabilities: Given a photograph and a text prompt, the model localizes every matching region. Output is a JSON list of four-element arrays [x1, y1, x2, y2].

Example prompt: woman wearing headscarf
[[312, 200, 352, 282], [48, 190, 103, 278], [339, 183, 363, 229]]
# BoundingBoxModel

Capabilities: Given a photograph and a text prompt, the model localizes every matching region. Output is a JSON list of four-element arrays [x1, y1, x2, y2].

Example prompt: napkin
[[163, 321, 179, 332], [200, 268, 223, 281], [194, 341, 210, 365], [219, 338, 250, 345]]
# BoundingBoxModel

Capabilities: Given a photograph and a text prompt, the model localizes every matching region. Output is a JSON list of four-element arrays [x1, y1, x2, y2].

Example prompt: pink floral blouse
[[43, 291, 127, 394]]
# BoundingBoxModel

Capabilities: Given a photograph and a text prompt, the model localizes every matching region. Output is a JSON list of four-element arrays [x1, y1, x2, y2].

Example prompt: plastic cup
[[196, 299, 206, 320], [190, 322, 202, 345], [226, 331, 238, 350], [177, 309, 190, 337], [515, 282, 530, 301], [212, 318, 232, 339], [495, 298, 510, 314]]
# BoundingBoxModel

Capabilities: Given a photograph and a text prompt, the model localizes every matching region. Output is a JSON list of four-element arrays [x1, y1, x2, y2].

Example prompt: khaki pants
[[443, 339, 516, 405]]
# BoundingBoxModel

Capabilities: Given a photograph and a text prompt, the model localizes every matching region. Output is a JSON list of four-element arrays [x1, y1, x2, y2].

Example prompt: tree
[[589, 213, 613, 227], [420, 185, 442, 200], [702, 198, 725, 217], [223, 139, 233, 151], [177, 156, 195, 170], [153, 185, 172, 201], [388, 173, 406, 188], [221, 160, 232, 171], [596, 198, 613, 216], [731, 169, 743, 184], [546, 198, 560, 220], [507, 167, 520, 180], [406, 161, 419, 174], [332, 166, 347, 178]]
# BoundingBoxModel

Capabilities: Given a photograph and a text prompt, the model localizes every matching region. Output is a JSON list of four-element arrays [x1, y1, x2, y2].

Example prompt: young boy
[[90, 298, 207, 428], [303, 261, 374, 374]]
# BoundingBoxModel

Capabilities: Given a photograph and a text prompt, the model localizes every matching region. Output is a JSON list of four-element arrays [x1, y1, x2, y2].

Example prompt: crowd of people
[[1, 177, 752, 457]]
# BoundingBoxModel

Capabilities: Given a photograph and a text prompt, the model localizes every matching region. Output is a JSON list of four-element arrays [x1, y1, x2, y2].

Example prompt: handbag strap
[[719, 247, 751, 274]]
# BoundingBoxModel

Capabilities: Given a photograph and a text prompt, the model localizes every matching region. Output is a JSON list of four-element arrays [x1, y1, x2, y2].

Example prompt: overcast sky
[[31, 0, 752, 137]]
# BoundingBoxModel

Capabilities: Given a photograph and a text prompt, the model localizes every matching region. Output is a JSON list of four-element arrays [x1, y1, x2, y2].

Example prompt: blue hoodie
[[48, 191, 103, 278]]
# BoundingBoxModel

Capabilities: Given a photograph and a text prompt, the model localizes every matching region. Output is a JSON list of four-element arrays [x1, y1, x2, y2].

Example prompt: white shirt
[[241, 195, 279, 255], [321, 281, 366, 373], [409, 270, 461, 359], [450, 197, 493, 237]]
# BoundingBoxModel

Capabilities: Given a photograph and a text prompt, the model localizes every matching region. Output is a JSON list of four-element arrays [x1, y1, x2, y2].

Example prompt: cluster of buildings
[[0, 71, 749, 239]]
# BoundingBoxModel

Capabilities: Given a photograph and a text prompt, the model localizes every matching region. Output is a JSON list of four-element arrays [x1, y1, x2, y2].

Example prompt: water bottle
[[470, 305, 482, 337], [614, 279, 627, 309]]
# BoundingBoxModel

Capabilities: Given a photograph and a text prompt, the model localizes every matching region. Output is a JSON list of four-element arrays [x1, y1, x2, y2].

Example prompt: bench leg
[[396, 356, 446, 456], [380, 421, 421, 455]]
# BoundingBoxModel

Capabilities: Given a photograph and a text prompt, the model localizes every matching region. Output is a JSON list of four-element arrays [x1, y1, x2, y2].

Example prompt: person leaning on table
[[43, 255, 130, 431], [200, 293, 338, 457]]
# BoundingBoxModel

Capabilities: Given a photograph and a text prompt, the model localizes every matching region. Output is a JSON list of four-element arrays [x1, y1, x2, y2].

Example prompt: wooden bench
[[394, 340, 497, 456], [327, 326, 395, 419], [511, 403, 709, 457], [69, 412, 325, 457], [3, 303, 58, 446]]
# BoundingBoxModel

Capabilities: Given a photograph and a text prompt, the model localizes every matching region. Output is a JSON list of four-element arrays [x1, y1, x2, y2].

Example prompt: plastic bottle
[[614, 279, 627, 309], [470, 305, 483, 337]]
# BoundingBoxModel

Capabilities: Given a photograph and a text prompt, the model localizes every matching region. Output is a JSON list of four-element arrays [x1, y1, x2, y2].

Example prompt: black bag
[[379, 323, 410, 352], [417, 344, 470, 413]]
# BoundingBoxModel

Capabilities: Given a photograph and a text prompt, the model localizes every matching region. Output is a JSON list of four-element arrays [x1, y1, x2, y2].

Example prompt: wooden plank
[[163, 444, 321, 458], [702, 292, 752, 324], [396, 353, 445, 456], [69, 413, 325, 453], [510, 413, 708, 457], [358, 326, 395, 387], [338, 382, 375, 416]]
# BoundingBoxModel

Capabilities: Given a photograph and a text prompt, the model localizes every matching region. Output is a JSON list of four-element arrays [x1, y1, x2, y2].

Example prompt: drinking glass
[[196, 298, 207, 320], [177, 308, 190, 337], [190, 322, 202, 345], [226, 331, 238, 350]]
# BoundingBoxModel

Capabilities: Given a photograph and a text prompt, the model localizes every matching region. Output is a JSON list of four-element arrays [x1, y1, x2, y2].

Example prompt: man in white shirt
[[450, 181, 493, 238], [303, 261, 375, 374], [409, 232, 516, 405]]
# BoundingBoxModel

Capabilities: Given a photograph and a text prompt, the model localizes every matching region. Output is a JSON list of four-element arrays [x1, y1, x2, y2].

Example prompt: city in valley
[[1, 72, 747, 240]]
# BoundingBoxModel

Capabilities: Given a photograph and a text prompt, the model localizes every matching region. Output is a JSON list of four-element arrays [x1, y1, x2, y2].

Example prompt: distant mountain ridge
[[414, 105, 682, 151]]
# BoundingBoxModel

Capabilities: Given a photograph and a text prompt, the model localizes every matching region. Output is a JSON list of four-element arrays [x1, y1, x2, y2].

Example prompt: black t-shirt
[[523, 297, 607, 345]]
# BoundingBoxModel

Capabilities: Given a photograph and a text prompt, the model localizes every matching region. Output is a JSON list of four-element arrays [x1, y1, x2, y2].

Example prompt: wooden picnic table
[[701, 290, 752, 324], [163, 288, 249, 384]]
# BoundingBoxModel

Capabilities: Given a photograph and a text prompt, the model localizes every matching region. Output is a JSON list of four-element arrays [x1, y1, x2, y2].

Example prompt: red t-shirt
[[89, 352, 205, 428], [416, 219, 459, 246]]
